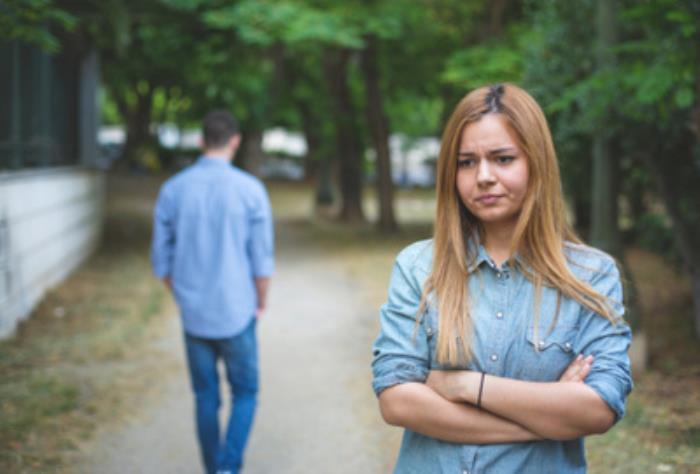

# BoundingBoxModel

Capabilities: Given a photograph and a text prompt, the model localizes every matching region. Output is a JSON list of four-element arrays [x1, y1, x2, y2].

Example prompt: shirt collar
[[197, 155, 232, 166], [466, 233, 490, 272], [465, 233, 524, 273], [467, 244, 494, 273]]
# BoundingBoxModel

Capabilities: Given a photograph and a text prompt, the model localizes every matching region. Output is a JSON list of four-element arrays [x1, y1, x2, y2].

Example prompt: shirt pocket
[[522, 324, 578, 381]]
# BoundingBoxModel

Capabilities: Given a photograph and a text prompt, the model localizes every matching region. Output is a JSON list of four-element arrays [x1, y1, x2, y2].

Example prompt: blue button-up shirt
[[151, 156, 274, 339], [372, 239, 633, 474]]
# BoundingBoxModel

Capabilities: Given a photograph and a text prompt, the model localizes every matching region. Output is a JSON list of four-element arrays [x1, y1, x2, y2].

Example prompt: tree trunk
[[237, 128, 266, 177], [690, 52, 700, 340], [591, 0, 645, 368], [641, 130, 700, 341], [488, 0, 509, 37], [360, 35, 397, 232], [116, 85, 155, 171], [315, 155, 334, 207], [692, 272, 700, 342], [643, 150, 700, 340], [323, 48, 365, 222], [590, 137, 620, 255], [299, 92, 334, 206], [590, 0, 619, 255], [297, 99, 320, 180], [573, 195, 591, 240]]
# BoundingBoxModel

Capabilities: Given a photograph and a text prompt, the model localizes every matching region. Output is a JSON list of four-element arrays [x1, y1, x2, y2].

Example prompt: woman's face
[[455, 113, 529, 230]]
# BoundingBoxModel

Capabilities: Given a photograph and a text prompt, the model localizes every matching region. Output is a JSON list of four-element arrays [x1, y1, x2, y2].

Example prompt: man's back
[[151, 157, 274, 339]]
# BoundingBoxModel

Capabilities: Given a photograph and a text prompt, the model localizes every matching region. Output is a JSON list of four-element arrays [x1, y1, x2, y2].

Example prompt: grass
[[0, 175, 172, 473], [1, 177, 698, 472]]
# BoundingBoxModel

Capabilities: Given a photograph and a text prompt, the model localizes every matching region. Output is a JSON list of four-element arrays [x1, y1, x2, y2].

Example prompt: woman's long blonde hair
[[421, 83, 619, 366]]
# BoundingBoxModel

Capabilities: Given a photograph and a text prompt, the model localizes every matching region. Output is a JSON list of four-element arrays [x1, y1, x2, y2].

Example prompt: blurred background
[[1, 0, 699, 472]]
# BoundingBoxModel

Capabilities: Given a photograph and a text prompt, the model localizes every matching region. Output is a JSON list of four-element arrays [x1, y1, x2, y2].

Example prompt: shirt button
[[463, 470, 470, 474], [538, 340, 546, 348], [490, 353, 498, 362], [496, 311, 503, 319], [564, 342, 572, 351], [496, 272, 502, 279]]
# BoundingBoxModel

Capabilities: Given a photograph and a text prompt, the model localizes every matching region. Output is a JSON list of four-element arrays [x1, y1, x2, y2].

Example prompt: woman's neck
[[481, 222, 516, 267]]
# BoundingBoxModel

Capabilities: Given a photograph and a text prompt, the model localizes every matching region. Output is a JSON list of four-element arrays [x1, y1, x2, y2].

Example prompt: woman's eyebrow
[[458, 146, 517, 157]]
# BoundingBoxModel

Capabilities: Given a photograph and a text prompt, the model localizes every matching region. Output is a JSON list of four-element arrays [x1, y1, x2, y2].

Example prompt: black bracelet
[[476, 372, 486, 409]]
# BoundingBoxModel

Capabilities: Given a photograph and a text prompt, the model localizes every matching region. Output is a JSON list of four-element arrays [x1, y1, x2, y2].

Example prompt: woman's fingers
[[559, 354, 583, 382], [578, 358, 592, 380], [559, 354, 594, 382], [573, 355, 593, 382]]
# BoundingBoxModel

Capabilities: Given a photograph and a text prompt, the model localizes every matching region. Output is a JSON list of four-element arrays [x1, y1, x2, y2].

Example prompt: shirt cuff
[[252, 257, 275, 278], [152, 264, 171, 279], [372, 361, 428, 397], [585, 375, 629, 423]]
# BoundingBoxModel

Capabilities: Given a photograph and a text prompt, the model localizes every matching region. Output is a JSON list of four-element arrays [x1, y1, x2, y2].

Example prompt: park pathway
[[74, 221, 399, 473]]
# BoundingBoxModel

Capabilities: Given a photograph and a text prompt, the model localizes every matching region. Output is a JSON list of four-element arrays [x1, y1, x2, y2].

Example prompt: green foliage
[[635, 213, 678, 262], [386, 94, 443, 138], [204, 1, 364, 48], [98, 87, 121, 125], [522, 0, 700, 251], [42, 0, 700, 271], [442, 25, 528, 90], [0, 0, 76, 52]]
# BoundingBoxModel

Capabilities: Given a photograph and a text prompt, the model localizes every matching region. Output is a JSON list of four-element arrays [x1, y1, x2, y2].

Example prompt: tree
[[589, 0, 645, 368], [590, 0, 619, 255], [524, 0, 700, 343], [613, 0, 700, 339], [361, 33, 396, 231], [199, 0, 369, 220], [0, 0, 75, 52], [323, 46, 365, 221], [60, 0, 209, 168]]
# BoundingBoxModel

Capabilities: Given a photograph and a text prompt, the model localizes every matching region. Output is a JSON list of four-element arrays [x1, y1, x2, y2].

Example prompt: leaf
[[674, 87, 694, 108], [441, 38, 523, 89]]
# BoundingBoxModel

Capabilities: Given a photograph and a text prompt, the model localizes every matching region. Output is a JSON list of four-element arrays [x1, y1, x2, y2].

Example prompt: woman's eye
[[496, 155, 515, 164], [457, 159, 475, 168]]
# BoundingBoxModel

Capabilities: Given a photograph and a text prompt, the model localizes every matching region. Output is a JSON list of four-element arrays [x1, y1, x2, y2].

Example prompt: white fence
[[0, 168, 104, 338]]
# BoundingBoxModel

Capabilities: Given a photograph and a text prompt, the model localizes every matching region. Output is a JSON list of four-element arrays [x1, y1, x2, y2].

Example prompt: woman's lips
[[477, 194, 503, 205]]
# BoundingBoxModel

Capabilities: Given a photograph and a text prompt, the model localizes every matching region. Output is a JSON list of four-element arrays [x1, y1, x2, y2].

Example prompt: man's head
[[202, 109, 240, 159]]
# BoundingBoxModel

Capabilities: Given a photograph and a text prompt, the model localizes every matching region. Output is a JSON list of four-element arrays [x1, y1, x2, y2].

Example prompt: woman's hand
[[558, 354, 594, 383], [426, 370, 478, 403]]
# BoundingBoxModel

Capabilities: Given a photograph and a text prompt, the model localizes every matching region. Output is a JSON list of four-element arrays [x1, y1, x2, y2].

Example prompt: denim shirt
[[372, 239, 633, 474], [151, 157, 274, 339]]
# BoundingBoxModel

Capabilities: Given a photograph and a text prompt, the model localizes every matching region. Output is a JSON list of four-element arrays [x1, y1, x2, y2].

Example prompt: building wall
[[0, 168, 104, 338]]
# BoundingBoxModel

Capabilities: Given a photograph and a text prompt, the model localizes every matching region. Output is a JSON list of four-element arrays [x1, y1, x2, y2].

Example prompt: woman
[[371, 84, 632, 473]]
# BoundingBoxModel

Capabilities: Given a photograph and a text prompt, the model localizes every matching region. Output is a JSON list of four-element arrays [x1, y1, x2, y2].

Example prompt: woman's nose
[[476, 160, 495, 184]]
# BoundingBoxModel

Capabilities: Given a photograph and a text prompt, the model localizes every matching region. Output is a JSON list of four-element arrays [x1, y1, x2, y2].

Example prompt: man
[[151, 110, 274, 474]]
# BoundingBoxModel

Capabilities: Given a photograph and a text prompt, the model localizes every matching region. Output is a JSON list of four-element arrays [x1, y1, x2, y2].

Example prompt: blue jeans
[[184, 319, 258, 474]]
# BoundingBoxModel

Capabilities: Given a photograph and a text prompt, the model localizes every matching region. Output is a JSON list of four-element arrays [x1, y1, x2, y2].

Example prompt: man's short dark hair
[[202, 110, 239, 148]]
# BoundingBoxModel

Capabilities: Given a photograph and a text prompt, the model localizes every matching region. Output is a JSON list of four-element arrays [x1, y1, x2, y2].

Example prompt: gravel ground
[[74, 224, 400, 473]]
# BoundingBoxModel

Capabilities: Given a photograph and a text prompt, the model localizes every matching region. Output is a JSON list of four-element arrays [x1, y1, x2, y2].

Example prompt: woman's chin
[[472, 211, 520, 228]]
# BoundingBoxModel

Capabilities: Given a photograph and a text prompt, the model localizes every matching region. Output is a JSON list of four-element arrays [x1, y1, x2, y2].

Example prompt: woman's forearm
[[378, 383, 542, 444], [442, 372, 615, 440]]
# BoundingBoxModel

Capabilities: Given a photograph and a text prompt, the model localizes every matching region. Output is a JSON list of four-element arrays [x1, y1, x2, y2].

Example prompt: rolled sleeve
[[151, 187, 175, 279], [578, 259, 633, 423], [372, 248, 430, 396], [247, 183, 274, 278]]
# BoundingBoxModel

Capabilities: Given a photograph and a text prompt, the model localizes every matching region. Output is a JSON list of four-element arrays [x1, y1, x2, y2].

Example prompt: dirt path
[[74, 223, 400, 473]]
